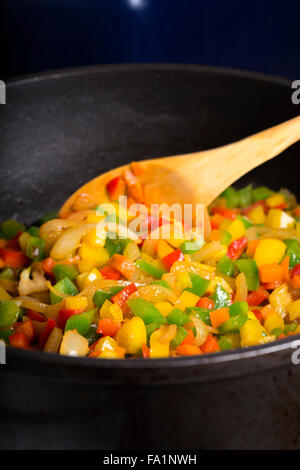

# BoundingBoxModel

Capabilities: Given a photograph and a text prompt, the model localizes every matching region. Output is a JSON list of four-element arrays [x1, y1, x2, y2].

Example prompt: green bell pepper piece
[[27, 226, 40, 237], [229, 301, 248, 317], [185, 273, 210, 297], [218, 335, 233, 351], [252, 186, 274, 201], [237, 214, 253, 229], [50, 277, 78, 305], [237, 185, 253, 208], [150, 280, 171, 289], [170, 326, 188, 348], [217, 255, 236, 277], [271, 327, 284, 338], [127, 298, 166, 325], [284, 323, 298, 335], [52, 264, 79, 283], [26, 236, 45, 261], [37, 211, 59, 226], [179, 240, 203, 254], [221, 231, 232, 246], [0, 267, 16, 281], [86, 324, 100, 345], [211, 285, 231, 309], [65, 309, 96, 337], [105, 236, 123, 256], [1, 220, 25, 240], [167, 308, 190, 327], [186, 306, 212, 325], [146, 321, 161, 338], [284, 239, 300, 269], [235, 259, 259, 291], [218, 312, 248, 334], [93, 286, 123, 308], [0, 326, 14, 343], [136, 259, 167, 279], [0, 300, 21, 327], [222, 187, 239, 208]]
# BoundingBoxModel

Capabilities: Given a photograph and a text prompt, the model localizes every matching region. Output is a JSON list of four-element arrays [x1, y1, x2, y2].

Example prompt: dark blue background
[[2, 0, 300, 79]]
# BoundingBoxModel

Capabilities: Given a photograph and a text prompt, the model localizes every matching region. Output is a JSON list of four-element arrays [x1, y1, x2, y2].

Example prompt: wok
[[0, 64, 300, 450]]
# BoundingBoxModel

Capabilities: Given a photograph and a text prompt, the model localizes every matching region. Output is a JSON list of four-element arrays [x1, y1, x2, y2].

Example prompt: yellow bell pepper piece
[[76, 272, 88, 290], [116, 317, 147, 354], [177, 290, 200, 309], [247, 205, 266, 225], [227, 218, 246, 241], [98, 349, 124, 358], [240, 314, 275, 347], [83, 267, 102, 287], [100, 299, 124, 322], [82, 228, 106, 248], [263, 311, 285, 334], [154, 301, 174, 317], [65, 295, 88, 311], [254, 238, 286, 267], [157, 240, 174, 259], [219, 218, 232, 231], [176, 271, 193, 290], [78, 242, 109, 268], [85, 213, 105, 223], [60, 330, 89, 356], [287, 299, 300, 321], [0, 286, 12, 301], [266, 209, 295, 229], [265, 193, 285, 208], [207, 276, 233, 295], [94, 336, 118, 353], [77, 259, 97, 273], [296, 222, 300, 237], [150, 329, 170, 358], [269, 283, 292, 318]]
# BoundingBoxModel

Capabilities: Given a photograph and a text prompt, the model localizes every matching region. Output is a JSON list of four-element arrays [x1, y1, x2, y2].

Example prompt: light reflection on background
[[127, 0, 147, 9]]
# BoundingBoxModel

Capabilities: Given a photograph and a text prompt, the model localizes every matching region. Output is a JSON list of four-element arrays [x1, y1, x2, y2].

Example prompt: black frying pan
[[0, 65, 300, 450]]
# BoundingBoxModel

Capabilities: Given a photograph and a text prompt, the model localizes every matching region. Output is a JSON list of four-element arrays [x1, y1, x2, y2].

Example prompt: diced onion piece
[[234, 272, 248, 302], [18, 268, 48, 296], [44, 327, 63, 353], [60, 330, 89, 357]]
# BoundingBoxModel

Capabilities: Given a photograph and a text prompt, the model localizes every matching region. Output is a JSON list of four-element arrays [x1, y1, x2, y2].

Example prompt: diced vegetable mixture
[[1, 162, 300, 359]]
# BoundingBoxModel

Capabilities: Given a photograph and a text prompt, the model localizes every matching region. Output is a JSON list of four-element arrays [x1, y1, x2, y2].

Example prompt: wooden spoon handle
[[167, 115, 300, 205]]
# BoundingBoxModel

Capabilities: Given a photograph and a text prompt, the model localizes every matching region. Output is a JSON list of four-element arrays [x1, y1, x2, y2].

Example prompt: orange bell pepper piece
[[259, 263, 284, 283], [209, 308, 230, 328]]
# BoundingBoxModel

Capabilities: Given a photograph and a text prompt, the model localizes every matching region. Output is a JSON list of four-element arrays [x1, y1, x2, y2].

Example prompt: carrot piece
[[42, 257, 55, 275], [260, 304, 276, 321], [9, 331, 30, 349], [97, 318, 121, 337], [259, 263, 284, 283], [246, 239, 259, 257], [201, 334, 220, 354], [142, 343, 150, 358], [123, 169, 144, 203], [209, 308, 230, 328], [109, 254, 136, 279], [280, 255, 290, 282], [196, 297, 214, 309], [14, 319, 35, 343], [177, 344, 202, 356], [181, 329, 195, 346], [131, 161, 147, 177], [290, 275, 300, 289]]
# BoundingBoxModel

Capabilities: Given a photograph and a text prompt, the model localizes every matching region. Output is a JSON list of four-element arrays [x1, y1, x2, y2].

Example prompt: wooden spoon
[[60, 116, 300, 220]]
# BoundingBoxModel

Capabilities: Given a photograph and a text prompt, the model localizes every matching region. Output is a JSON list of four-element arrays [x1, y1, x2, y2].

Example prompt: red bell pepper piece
[[227, 237, 248, 260], [100, 265, 121, 280], [38, 318, 56, 349], [211, 207, 240, 220], [247, 286, 269, 306], [252, 309, 263, 324], [26, 310, 47, 323], [6, 231, 23, 250], [0, 248, 30, 268], [263, 281, 283, 290], [196, 297, 214, 309], [162, 249, 184, 270], [14, 319, 35, 343], [142, 343, 150, 359], [106, 176, 126, 201], [291, 263, 300, 279], [57, 309, 84, 330], [9, 331, 30, 349], [97, 318, 121, 337], [274, 203, 288, 210], [111, 283, 137, 307], [243, 200, 267, 216]]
